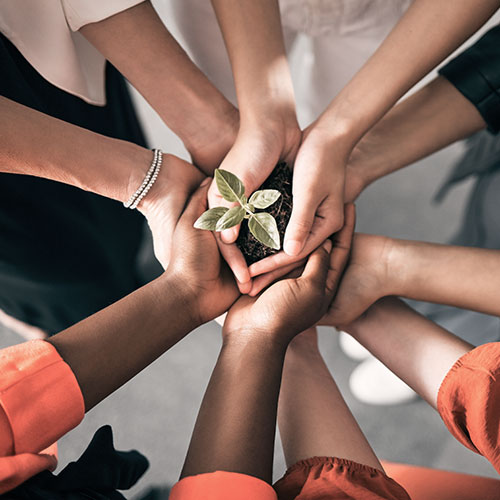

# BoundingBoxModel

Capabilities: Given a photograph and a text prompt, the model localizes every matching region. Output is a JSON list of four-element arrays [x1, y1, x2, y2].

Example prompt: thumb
[[301, 239, 333, 288], [284, 190, 318, 256], [180, 178, 211, 226], [325, 203, 356, 301]]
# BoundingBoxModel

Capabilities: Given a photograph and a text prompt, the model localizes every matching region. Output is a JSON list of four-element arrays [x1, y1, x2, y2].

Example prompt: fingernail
[[200, 177, 211, 187], [238, 279, 252, 294], [322, 239, 333, 253], [222, 228, 237, 244], [284, 239, 302, 256]]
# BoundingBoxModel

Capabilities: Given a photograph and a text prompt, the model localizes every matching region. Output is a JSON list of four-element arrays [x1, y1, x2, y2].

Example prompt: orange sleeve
[[170, 471, 278, 500], [437, 342, 500, 474], [0, 340, 85, 493], [274, 457, 411, 500]]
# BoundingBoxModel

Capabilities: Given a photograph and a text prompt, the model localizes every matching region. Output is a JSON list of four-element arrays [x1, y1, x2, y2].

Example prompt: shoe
[[338, 330, 371, 361], [349, 357, 417, 406]]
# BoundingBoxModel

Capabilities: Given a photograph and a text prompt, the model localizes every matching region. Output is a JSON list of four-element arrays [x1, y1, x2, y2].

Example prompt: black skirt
[[0, 33, 147, 334]]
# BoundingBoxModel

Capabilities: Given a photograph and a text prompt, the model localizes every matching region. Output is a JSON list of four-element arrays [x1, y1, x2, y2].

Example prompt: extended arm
[[318, 0, 499, 142], [205, 0, 301, 288], [344, 298, 472, 409], [80, 1, 238, 172], [345, 77, 486, 200], [272, 0, 500, 268], [180, 336, 286, 482], [179, 206, 355, 485], [0, 96, 206, 266], [278, 329, 381, 470], [325, 234, 500, 327]]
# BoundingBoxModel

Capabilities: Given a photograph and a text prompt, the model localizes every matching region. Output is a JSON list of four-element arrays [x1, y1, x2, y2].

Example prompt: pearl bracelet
[[123, 149, 163, 209]]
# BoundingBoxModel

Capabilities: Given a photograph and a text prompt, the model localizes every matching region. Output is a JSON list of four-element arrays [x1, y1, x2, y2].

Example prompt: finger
[[325, 204, 356, 298], [180, 178, 211, 225], [215, 233, 251, 289], [301, 239, 333, 287], [249, 259, 307, 296], [283, 193, 318, 256]]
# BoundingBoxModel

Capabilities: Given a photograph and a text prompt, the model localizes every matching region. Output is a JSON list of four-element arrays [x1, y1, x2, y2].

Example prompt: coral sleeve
[[274, 457, 410, 500], [0, 340, 85, 493], [437, 342, 500, 473], [170, 471, 278, 500]]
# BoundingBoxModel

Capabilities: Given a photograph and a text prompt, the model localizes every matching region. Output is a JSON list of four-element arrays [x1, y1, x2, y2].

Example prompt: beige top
[[0, 0, 143, 105]]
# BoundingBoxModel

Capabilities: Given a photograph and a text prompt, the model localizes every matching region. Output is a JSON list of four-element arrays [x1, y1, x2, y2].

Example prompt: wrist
[[223, 323, 292, 353], [223, 331, 289, 358], [158, 271, 204, 330]]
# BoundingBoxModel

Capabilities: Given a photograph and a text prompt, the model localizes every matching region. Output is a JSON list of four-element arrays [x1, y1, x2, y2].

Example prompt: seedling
[[194, 169, 281, 250]]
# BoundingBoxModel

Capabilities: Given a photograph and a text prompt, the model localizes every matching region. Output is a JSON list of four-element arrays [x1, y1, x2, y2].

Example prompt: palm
[[169, 182, 240, 323]]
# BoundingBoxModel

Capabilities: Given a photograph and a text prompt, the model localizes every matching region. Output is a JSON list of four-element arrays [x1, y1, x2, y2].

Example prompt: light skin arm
[[341, 297, 473, 409], [0, 96, 207, 267], [79, 1, 238, 172], [208, 0, 301, 289], [345, 76, 487, 201], [252, 0, 499, 281], [181, 205, 355, 482], [323, 234, 500, 327], [47, 182, 239, 411], [279, 328, 382, 470]]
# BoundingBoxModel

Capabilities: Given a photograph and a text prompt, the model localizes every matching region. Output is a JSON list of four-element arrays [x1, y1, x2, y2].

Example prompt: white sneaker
[[349, 357, 417, 406], [338, 331, 371, 361]]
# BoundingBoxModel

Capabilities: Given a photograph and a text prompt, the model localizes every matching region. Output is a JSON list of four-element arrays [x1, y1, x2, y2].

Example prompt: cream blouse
[[0, 0, 143, 105]]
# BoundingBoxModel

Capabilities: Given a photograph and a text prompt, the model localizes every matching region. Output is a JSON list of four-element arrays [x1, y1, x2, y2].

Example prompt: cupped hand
[[167, 179, 240, 324], [223, 204, 355, 347], [138, 154, 206, 269], [319, 233, 395, 329], [208, 117, 302, 290], [247, 124, 355, 294]]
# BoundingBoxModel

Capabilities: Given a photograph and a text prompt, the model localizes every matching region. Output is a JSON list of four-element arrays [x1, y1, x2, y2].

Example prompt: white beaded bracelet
[[123, 149, 163, 209]]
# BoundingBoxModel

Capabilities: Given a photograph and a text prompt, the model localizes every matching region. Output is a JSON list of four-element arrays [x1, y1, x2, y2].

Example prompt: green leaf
[[216, 206, 246, 231], [215, 169, 245, 203], [193, 207, 229, 230], [248, 213, 280, 250], [249, 189, 281, 209]]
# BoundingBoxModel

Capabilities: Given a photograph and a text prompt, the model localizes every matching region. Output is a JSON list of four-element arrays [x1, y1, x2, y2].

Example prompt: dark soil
[[237, 162, 293, 266]]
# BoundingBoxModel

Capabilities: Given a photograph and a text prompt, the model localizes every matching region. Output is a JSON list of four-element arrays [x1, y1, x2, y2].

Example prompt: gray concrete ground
[[2, 8, 500, 499]]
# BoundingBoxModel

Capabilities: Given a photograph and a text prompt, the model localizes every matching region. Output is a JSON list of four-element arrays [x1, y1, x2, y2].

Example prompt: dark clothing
[[439, 25, 500, 134], [8, 426, 149, 500], [419, 25, 500, 346], [0, 33, 147, 334]]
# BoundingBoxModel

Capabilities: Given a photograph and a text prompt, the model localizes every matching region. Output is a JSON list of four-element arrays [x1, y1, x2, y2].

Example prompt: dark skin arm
[[47, 182, 239, 411], [181, 205, 355, 482]]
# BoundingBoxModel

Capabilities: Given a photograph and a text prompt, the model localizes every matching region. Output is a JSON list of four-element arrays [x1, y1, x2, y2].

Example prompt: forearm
[[318, 0, 499, 142], [279, 331, 381, 470], [211, 0, 296, 123], [80, 1, 237, 170], [388, 239, 500, 317], [345, 297, 472, 408], [349, 77, 486, 188], [47, 272, 199, 411], [181, 338, 286, 483], [1, 96, 151, 202]]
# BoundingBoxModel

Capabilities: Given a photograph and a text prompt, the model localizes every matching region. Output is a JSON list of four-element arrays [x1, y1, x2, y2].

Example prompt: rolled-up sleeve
[[0, 340, 85, 493], [61, 0, 145, 31], [437, 342, 500, 473], [274, 457, 410, 500], [170, 471, 278, 500], [439, 26, 500, 134]]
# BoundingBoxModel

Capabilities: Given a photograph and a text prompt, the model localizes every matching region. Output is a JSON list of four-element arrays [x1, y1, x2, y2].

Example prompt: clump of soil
[[237, 162, 293, 265]]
